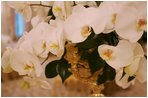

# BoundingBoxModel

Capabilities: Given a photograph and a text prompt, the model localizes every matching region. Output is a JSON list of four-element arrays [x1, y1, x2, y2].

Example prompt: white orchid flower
[[52, 1, 73, 20], [21, 54, 58, 89], [136, 57, 147, 83], [1, 34, 11, 54], [31, 15, 52, 28], [115, 57, 146, 89], [41, 1, 54, 6], [7, 1, 32, 22], [98, 40, 134, 70], [64, 5, 107, 43], [115, 1, 147, 19], [9, 49, 42, 77], [115, 69, 135, 89], [22, 76, 51, 89], [18, 21, 64, 59], [36, 6, 49, 17], [31, 15, 44, 28], [115, 42, 146, 89], [115, 5, 147, 43], [1, 47, 43, 77], [99, 1, 147, 42], [98, 1, 123, 33], [7, 1, 53, 22], [32, 21, 64, 58], [99, 1, 136, 33], [48, 20, 65, 57], [1, 48, 13, 73], [75, 1, 97, 7], [21, 53, 58, 89], [124, 43, 145, 76]]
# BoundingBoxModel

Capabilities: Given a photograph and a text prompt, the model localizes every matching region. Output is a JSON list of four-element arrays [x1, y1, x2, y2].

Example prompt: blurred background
[[1, 1, 147, 97]]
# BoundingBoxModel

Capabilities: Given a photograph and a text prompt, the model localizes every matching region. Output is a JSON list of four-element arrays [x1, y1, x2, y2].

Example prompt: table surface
[[1, 76, 147, 97]]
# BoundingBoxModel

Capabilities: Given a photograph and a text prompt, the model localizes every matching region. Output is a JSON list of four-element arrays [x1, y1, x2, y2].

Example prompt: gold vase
[[64, 42, 105, 96]]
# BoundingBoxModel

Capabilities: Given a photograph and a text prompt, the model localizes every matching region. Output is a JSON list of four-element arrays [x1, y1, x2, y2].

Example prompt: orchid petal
[[31, 15, 44, 28], [64, 5, 107, 43], [133, 42, 144, 58], [52, 1, 66, 20], [98, 40, 133, 70], [36, 78, 51, 89], [115, 7, 143, 43], [1, 48, 13, 73], [7, 1, 32, 22], [7, 1, 26, 10], [22, 6, 32, 22], [123, 42, 144, 76], [99, 1, 127, 33], [136, 57, 147, 83], [115, 69, 135, 89], [124, 57, 141, 76], [10, 49, 42, 77], [41, 1, 54, 6], [23, 76, 51, 89], [19, 21, 65, 58]]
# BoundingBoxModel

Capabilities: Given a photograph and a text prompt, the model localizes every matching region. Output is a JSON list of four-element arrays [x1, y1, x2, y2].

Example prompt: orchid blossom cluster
[[2, 1, 147, 90]]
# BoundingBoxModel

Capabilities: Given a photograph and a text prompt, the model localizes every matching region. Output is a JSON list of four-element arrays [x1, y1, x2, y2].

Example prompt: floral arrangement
[[2, 1, 147, 95]]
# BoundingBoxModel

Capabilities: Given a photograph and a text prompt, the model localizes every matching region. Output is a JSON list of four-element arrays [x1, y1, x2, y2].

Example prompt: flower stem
[[29, 4, 52, 8], [41, 53, 50, 65]]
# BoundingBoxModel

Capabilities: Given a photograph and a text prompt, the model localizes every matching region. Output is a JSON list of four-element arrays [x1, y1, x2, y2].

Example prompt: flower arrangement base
[[64, 75, 104, 97], [64, 42, 105, 96]]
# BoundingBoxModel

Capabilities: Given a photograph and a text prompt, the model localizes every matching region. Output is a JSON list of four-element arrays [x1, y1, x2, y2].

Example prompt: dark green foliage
[[88, 48, 105, 74], [45, 58, 72, 83], [56, 58, 72, 82], [45, 28, 119, 85], [95, 1, 103, 7], [120, 70, 126, 80], [76, 30, 119, 51], [107, 67, 116, 81], [77, 29, 119, 75], [138, 31, 147, 58], [119, 69, 135, 82], [48, 8, 56, 20], [45, 60, 59, 78], [76, 29, 104, 50], [128, 76, 135, 82], [97, 73, 107, 85], [138, 31, 147, 44], [97, 64, 116, 85], [103, 31, 119, 46], [78, 47, 105, 74]]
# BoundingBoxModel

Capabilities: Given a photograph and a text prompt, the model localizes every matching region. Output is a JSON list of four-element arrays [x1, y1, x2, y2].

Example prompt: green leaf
[[56, 58, 72, 82], [138, 31, 147, 45], [96, 64, 116, 85], [84, 5, 89, 8], [48, 7, 55, 20], [97, 73, 107, 85], [78, 47, 105, 74], [45, 60, 58, 78], [76, 30, 119, 51], [102, 31, 119, 46], [76, 28, 104, 50], [95, 1, 103, 7], [88, 48, 105, 74], [103, 65, 116, 81], [97, 67, 107, 85], [128, 76, 135, 82], [107, 66, 116, 81], [138, 31, 147, 58]]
